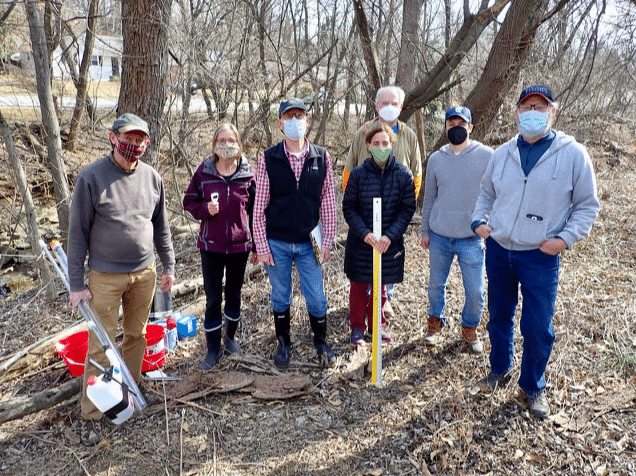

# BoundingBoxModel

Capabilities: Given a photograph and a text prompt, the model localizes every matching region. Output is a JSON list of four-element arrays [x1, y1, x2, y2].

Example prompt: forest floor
[[0, 113, 635, 476]]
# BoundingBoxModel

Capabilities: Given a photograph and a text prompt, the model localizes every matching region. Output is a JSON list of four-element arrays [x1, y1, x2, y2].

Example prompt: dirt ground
[[0, 116, 635, 476]]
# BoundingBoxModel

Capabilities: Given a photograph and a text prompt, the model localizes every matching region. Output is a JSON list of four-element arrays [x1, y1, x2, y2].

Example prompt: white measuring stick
[[371, 198, 382, 386]]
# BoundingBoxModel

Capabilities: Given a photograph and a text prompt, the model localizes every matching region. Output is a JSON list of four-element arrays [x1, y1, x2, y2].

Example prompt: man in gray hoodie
[[421, 106, 493, 354], [472, 85, 599, 419]]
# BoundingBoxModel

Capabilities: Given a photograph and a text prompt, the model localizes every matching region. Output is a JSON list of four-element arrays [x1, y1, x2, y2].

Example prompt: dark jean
[[200, 250, 250, 331], [485, 237, 560, 394]]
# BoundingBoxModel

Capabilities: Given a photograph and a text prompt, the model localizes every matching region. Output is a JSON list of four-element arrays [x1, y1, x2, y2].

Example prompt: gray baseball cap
[[111, 113, 150, 135]]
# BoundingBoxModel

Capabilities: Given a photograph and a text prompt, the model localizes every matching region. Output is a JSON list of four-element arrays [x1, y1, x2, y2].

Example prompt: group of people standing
[[67, 83, 599, 446]]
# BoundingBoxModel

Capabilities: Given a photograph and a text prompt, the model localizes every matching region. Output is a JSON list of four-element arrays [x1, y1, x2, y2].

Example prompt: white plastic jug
[[86, 371, 135, 425]]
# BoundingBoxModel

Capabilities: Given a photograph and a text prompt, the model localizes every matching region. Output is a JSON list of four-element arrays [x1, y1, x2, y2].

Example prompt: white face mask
[[518, 110, 550, 138], [378, 105, 401, 123], [282, 118, 307, 141]]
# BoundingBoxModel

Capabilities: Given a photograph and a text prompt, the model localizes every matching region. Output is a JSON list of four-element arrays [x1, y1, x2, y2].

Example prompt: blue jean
[[264, 239, 328, 317], [485, 237, 560, 394], [427, 231, 485, 328]]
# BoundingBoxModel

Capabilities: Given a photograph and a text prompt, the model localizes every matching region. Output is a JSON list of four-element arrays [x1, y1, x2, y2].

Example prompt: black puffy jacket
[[343, 155, 416, 284]]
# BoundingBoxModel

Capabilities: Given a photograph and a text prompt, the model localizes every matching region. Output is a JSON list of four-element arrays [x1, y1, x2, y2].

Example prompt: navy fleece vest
[[264, 141, 327, 243]]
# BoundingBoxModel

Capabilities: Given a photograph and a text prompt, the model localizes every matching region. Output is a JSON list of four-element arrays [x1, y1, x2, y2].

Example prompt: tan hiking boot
[[423, 317, 442, 345], [462, 325, 483, 354]]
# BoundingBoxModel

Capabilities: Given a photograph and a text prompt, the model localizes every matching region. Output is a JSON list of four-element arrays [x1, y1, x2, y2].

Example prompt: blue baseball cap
[[279, 98, 308, 117], [445, 106, 472, 123], [518, 85, 554, 105]]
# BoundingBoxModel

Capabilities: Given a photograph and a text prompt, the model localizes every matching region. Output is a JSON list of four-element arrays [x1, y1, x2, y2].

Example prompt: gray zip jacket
[[472, 131, 599, 251]]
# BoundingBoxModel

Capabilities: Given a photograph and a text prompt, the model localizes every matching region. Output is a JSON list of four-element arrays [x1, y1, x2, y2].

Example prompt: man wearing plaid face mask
[[68, 113, 175, 446]]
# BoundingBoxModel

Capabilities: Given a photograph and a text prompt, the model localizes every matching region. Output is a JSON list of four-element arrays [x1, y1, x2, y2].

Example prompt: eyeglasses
[[519, 103, 550, 113], [281, 111, 307, 120]]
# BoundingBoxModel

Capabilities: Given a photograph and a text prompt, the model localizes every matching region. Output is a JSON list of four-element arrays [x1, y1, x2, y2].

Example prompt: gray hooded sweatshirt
[[421, 141, 493, 239], [472, 131, 599, 251]]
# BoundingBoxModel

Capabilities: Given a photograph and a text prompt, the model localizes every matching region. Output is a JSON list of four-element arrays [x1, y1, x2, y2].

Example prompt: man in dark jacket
[[253, 98, 338, 368], [343, 123, 416, 345]]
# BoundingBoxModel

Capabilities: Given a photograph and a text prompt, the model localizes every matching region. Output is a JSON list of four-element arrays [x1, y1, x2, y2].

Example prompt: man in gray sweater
[[67, 113, 175, 446], [420, 106, 493, 354]]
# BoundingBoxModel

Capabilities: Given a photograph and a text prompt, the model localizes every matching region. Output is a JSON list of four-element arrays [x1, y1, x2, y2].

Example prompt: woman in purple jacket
[[183, 124, 256, 370]]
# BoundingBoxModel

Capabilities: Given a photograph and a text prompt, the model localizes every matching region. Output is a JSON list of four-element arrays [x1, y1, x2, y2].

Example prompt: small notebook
[[310, 223, 322, 264]]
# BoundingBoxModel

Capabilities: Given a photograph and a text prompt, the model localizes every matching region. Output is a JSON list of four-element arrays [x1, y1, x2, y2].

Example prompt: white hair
[[376, 86, 405, 105]]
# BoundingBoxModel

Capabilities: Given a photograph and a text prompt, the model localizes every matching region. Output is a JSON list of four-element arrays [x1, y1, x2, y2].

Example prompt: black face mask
[[447, 125, 468, 145]]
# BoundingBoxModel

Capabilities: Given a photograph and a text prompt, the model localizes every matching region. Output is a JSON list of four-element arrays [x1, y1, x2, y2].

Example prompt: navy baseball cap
[[111, 113, 149, 135], [445, 106, 472, 123], [279, 97, 308, 117], [518, 85, 554, 105]]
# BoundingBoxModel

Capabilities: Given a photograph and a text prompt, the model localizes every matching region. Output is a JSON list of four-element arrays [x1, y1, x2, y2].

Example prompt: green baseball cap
[[111, 113, 150, 135], [279, 98, 308, 117]]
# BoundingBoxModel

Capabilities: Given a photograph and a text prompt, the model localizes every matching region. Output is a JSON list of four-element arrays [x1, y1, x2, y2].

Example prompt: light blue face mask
[[282, 118, 307, 141], [518, 110, 550, 138]]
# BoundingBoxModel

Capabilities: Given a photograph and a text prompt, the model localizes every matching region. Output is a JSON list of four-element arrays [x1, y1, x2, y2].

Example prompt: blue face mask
[[282, 118, 307, 141], [518, 110, 550, 138]]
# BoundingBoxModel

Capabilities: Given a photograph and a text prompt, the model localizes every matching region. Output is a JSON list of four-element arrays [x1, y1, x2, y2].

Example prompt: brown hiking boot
[[423, 317, 442, 345], [461, 325, 483, 354]]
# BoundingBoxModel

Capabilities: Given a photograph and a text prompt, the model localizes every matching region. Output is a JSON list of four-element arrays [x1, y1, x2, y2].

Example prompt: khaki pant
[[81, 264, 156, 420]]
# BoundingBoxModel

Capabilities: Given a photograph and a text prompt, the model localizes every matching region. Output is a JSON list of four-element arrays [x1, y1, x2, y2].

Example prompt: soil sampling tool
[[40, 239, 147, 416]]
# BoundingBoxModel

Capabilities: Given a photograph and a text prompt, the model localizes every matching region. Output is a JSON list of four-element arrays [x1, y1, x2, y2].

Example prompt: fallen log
[[171, 277, 203, 298], [0, 377, 81, 425]]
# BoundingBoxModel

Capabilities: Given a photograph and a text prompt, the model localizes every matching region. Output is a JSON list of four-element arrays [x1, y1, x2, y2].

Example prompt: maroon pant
[[348, 280, 387, 332]]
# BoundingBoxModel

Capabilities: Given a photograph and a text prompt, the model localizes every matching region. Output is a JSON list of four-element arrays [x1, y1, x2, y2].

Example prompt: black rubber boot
[[200, 322, 222, 371], [273, 308, 291, 368], [223, 313, 241, 354], [309, 313, 336, 368]]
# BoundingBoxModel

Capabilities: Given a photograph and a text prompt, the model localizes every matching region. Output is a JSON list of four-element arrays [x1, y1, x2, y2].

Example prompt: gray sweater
[[68, 155, 175, 291], [472, 131, 599, 251], [421, 141, 493, 239]]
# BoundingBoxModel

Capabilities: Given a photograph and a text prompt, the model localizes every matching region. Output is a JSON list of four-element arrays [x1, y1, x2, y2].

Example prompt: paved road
[[0, 94, 210, 112]]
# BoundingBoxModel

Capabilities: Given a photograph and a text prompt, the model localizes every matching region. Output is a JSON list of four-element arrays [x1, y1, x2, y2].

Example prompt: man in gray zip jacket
[[471, 85, 599, 419]]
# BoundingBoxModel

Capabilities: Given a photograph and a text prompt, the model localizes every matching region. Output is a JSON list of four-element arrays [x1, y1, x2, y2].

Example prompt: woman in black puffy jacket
[[343, 123, 416, 346]]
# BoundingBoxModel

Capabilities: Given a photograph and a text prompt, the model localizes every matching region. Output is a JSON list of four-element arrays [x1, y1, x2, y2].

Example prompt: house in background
[[11, 35, 122, 82]]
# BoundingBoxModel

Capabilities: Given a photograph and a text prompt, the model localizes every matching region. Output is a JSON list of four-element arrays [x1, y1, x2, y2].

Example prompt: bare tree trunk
[[66, 0, 98, 152], [396, 0, 424, 92], [25, 0, 71, 247], [443, 0, 452, 108], [256, 0, 272, 145], [401, 0, 512, 121], [314, 22, 355, 144], [465, 0, 554, 141], [58, 34, 97, 123], [353, 0, 381, 97], [118, 0, 173, 168], [551, 0, 595, 69], [0, 111, 57, 301]]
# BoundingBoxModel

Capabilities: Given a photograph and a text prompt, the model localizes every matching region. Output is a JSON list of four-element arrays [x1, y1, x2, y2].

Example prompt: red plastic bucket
[[142, 324, 166, 372], [55, 330, 89, 377]]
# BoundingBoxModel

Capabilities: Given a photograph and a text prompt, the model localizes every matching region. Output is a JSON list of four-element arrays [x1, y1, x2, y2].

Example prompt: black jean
[[200, 250, 250, 330]]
